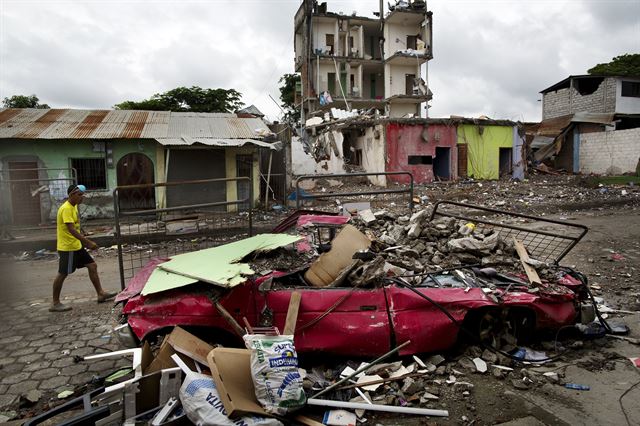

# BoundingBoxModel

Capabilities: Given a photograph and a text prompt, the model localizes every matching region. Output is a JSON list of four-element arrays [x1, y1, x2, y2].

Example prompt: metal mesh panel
[[114, 177, 253, 289], [430, 201, 588, 264]]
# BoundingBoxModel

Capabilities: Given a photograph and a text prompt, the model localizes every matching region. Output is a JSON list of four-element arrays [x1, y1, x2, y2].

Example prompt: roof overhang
[[156, 137, 281, 150]]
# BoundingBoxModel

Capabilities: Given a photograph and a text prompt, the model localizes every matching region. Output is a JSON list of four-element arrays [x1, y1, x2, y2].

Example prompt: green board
[[141, 234, 302, 296]]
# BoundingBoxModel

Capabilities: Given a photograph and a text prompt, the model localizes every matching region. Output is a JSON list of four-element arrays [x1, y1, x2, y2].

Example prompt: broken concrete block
[[481, 349, 498, 364], [543, 372, 559, 384], [511, 378, 531, 390], [473, 357, 487, 373], [408, 223, 422, 238], [409, 209, 428, 224], [358, 209, 377, 225], [24, 389, 42, 404], [420, 391, 439, 402], [425, 355, 445, 367], [457, 357, 476, 372]]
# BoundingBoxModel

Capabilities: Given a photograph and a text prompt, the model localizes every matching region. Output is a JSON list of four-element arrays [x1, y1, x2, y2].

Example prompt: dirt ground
[[1, 176, 639, 425]]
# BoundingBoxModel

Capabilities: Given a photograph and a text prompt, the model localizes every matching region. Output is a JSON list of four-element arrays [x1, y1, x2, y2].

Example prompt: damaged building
[[530, 74, 640, 174], [294, 0, 433, 120], [293, 116, 525, 184]]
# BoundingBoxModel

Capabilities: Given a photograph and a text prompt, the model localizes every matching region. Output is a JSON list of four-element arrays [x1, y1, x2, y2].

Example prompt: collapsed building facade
[[292, 116, 526, 185], [295, 0, 433, 120]]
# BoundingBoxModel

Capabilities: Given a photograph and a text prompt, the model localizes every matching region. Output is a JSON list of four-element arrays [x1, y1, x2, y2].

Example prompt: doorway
[[236, 154, 253, 210], [457, 145, 468, 178], [116, 153, 155, 211], [433, 147, 451, 180], [8, 161, 41, 225], [499, 148, 513, 177], [405, 74, 415, 95]]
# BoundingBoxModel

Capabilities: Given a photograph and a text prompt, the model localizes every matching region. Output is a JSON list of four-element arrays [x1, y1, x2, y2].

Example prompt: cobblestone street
[[0, 294, 126, 418]]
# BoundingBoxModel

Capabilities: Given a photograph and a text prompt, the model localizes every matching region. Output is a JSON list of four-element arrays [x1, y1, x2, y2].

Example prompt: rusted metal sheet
[[14, 109, 67, 138], [70, 110, 109, 138], [0, 108, 271, 141], [0, 109, 22, 125], [122, 111, 149, 138]]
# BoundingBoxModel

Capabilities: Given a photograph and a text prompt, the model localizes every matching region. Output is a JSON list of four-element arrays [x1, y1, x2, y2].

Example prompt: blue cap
[[67, 184, 86, 195]]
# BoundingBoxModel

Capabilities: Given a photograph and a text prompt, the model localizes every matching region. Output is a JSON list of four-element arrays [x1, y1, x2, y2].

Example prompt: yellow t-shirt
[[57, 201, 82, 251]]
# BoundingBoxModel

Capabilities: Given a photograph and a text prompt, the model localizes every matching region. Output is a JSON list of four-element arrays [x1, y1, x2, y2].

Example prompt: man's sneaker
[[49, 303, 72, 312], [97, 292, 117, 303]]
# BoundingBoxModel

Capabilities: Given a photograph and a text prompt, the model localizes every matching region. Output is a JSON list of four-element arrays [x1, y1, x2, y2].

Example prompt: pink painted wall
[[385, 122, 458, 184]]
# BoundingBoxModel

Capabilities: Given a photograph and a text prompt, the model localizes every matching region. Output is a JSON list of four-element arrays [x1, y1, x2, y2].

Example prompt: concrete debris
[[472, 357, 488, 373]]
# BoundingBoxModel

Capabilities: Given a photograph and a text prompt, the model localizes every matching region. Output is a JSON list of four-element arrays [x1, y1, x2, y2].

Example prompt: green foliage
[[278, 73, 301, 123], [587, 54, 640, 76], [114, 86, 243, 113], [2, 94, 50, 109]]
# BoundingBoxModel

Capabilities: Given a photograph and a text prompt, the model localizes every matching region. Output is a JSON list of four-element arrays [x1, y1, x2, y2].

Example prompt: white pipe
[[307, 398, 449, 417]]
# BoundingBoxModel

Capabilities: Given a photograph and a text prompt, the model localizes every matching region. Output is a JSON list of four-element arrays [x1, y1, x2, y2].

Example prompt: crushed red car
[[115, 201, 591, 357]]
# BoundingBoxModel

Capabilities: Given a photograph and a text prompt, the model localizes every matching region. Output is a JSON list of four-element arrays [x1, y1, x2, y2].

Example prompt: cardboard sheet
[[207, 347, 269, 418], [142, 233, 302, 295], [304, 225, 371, 287]]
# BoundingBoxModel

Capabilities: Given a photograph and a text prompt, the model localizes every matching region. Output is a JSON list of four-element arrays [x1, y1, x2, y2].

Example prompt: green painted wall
[[0, 139, 157, 219], [0, 139, 156, 188], [457, 125, 514, 180]]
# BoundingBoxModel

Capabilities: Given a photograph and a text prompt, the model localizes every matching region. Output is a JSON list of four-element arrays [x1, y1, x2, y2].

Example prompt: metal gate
[[0, 167, 77, 234], [293, 172, 415, 212], [114, 177, 253, 289]]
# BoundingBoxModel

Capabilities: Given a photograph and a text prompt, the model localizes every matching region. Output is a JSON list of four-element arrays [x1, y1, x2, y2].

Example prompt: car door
[[263, 286, 391, 357], [384, 285, 495, 355]]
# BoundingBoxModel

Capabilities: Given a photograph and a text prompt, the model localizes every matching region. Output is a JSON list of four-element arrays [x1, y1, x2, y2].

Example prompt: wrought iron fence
[[293, 172, 415, 212], [114, 177, 254, 289]]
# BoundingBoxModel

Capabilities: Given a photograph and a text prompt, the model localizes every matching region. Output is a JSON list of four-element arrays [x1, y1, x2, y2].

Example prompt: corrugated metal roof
[[0, 108, 272, 140]]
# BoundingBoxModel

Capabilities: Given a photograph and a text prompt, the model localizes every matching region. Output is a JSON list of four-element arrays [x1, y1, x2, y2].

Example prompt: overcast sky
[[1, 0, 638, 122]]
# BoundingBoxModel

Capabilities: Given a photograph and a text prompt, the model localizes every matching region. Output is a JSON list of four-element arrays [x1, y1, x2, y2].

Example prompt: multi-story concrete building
[[294, 0, 433, 120], [540, 75, 640, 120]]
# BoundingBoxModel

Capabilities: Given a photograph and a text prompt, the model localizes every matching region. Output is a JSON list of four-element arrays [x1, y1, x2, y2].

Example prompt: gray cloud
[[1, 0, 638, 122]]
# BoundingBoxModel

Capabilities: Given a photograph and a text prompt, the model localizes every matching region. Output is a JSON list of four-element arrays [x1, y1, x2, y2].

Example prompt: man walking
[[50, 184, 116, 312]]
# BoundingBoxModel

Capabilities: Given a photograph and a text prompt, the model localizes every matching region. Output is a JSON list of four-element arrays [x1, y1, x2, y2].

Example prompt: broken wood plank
[[513, 238, 542, 286], [214, 302, 245, 337], [283, 291, 302, 335]]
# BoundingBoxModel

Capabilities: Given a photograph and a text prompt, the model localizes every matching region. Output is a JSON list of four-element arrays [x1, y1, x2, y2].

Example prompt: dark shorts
[[58, 248, 94, 275]]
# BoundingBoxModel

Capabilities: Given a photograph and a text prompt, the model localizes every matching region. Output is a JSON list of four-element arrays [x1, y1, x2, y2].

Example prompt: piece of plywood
[[513, 238, 542, 286], [207, 348, 269, 418], [283, 291, 302, 335], [304, 225, 371, 287], [142, 233, 302, 295]]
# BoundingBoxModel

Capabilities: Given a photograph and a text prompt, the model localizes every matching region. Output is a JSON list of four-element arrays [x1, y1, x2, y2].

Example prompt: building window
[[621, 81, 640, 98], [408, 155, 433, 165], [70, 158, 106, 189]]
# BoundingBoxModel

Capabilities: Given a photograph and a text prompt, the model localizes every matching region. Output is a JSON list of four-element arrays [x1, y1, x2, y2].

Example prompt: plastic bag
[[179, 372, 282, 426], [244, 334, 306, 415]]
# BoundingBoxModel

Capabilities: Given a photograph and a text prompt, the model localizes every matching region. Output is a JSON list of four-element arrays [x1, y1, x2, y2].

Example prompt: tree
[[278, 73, 301, 123], [588, 54, 640, 77], [2, 94, 50, 109], [114, 86, 243, 113]]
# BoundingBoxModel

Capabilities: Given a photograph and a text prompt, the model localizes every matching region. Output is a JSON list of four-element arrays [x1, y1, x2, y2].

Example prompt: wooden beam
[[214, 302, 245, 337], [283, 291, 302, 335], [513, 237, 542, 286]]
